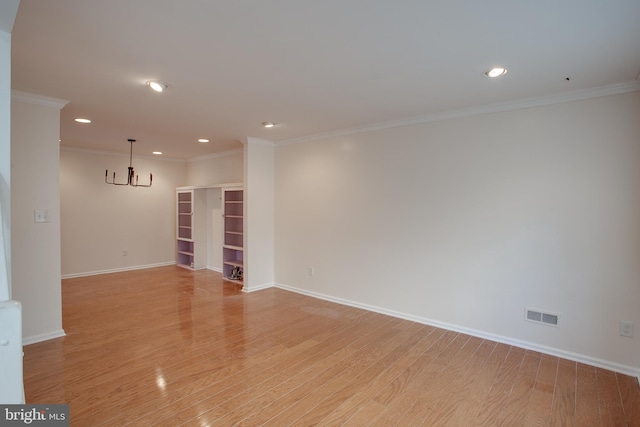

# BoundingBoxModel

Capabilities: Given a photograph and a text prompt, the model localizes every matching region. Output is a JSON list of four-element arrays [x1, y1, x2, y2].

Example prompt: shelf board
[[178, 226, 191, 229], [225, 215, 243, 219], [176, 263, 195, 271], [223, 260, 243, 268], [177, 238, 194, 242], [223, 277, 243, 285], [177, 251, 194, 256], [223, 245, 243, 251], [225, 231, 243, 235]]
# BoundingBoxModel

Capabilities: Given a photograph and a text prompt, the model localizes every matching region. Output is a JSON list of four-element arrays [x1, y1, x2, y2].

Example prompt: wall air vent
[[525, 307, 559, 327]]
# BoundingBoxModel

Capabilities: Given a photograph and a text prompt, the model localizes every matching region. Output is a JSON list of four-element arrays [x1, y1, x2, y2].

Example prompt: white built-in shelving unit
[[175, 184, 244, 283], [176, 188, 206, 270], [222, 187, 244, 284]]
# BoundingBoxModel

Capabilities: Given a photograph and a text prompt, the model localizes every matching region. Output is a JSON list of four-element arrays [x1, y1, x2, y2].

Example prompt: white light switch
[[34, 210, 50, 223]]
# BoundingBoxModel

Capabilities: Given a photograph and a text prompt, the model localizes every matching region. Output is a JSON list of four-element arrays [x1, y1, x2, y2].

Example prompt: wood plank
[[214, 322, 426, 426], [258, 319, 413, 426], [371, 328, 451, 406], [550, 359, 576, 427], [140, 312, 395, 426], [617, 373, 640, 427], [387, 333, 474, 425], [226, 315, 397, 425], [575, 363, 600, 426], [523, 355, 558, 427], [494, 352, 541, 425], [231, 316, 397, 426], [472, 346, 527, 425], [596, 367, 626, 426], [417, 336, 485, 426], [436, 339, 501, 426], [315, 325, 440, 425], [341, 400, 387, 426], [274, 321, 426, 426]]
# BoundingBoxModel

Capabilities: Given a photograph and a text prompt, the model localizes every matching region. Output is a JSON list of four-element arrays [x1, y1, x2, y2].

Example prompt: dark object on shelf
[[230, 266, 243, 281]]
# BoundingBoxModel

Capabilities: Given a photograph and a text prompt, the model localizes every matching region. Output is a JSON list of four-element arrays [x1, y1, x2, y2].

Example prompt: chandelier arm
[[131, 173, 152, 187], [105, 170, 131, 185]]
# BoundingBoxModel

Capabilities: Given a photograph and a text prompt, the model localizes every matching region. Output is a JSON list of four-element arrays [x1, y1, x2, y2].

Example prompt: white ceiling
[[10, 0, 640, 160]]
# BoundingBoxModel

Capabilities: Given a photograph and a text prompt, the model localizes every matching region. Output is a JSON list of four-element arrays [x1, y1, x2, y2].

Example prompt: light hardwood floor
[[23, 266, 639, 426]]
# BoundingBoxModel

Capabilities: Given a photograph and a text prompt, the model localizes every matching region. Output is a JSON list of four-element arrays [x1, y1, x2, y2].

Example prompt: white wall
[[11, 93, 66, 343], [275, 91, 640, 375], [187, 149, 243, 187], [60, 149, 187, 277], [243, 138, 274, 291], [205, 187, 223, 271], [0, 29, 13, 301]]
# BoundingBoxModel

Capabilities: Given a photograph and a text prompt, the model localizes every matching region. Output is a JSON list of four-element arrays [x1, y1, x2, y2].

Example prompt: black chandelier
[[105, 139, 152, 187]]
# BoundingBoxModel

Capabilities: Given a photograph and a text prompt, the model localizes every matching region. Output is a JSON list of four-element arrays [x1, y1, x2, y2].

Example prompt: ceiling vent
[[525, 307, 559, 327]]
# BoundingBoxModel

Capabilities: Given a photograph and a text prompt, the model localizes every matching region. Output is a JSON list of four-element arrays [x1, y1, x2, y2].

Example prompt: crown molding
[[60, 145, 186, 163], [187, 148, 243, 163], [62, 144, 243, 163], [11, 90, 69, 109], [277, 80, 640, 146]]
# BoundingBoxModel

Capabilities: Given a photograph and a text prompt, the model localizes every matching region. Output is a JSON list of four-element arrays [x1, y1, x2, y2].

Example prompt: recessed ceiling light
[[74, 118, 91, 123], [198, 139, 210, 143], [152, 151, 163, 155], [262, 122, 275, 128], [484, 67, 508, 78], [146, 81, 168, 92]]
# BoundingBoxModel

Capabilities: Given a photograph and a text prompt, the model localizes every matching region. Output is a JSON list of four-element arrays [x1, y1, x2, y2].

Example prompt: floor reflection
[[176, 274, 195, 342], [212, 280, 243, 361]]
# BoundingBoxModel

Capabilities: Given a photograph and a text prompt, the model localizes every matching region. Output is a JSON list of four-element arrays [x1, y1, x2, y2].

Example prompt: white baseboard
[[242, 282, 275, 293], [275, 282, 640, 378], [23, 329, 66, 346], [207, 266, 222, 273], [61, 261, 177, 279]]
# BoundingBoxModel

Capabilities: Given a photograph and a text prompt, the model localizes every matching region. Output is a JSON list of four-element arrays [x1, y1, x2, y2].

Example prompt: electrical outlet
[[34, 209, 50, 223], [620, 321, 634, 338], [122, 249, 128, 257]]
